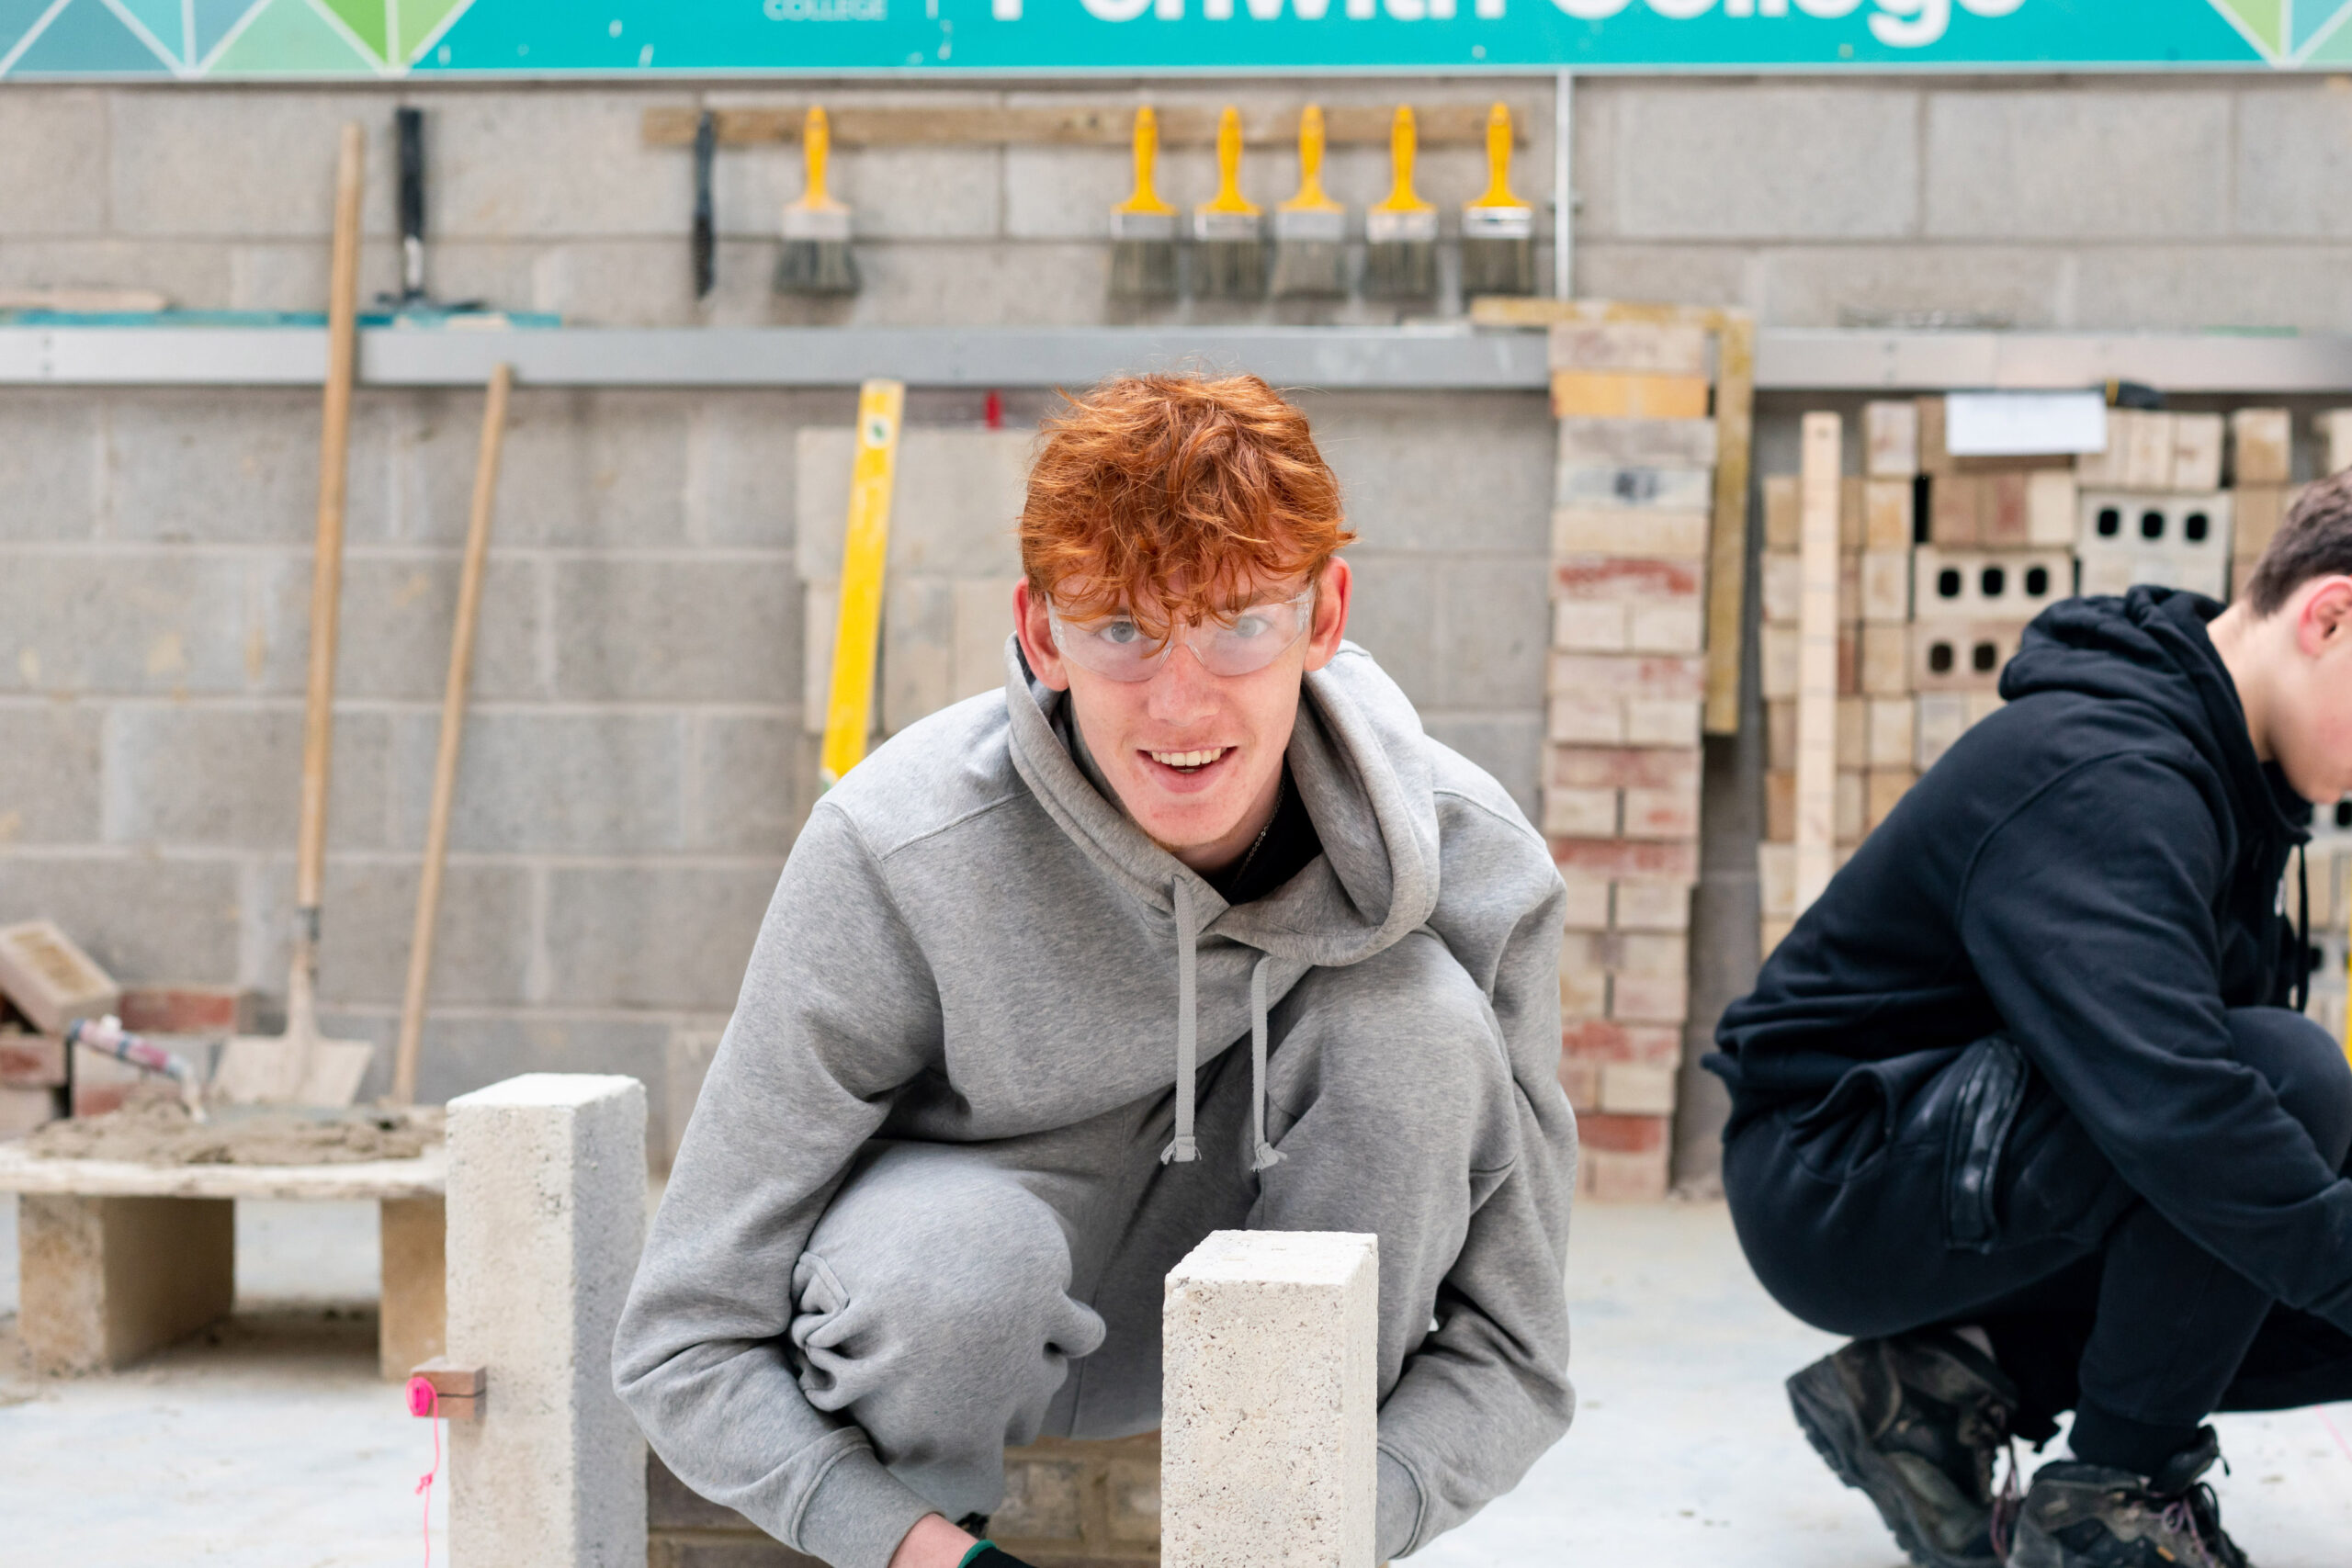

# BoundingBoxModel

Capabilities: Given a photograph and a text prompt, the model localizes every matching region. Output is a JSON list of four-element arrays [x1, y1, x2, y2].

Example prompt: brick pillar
[[447, 1074, 646, 1568], [1161, 1231, 1377, 1568]]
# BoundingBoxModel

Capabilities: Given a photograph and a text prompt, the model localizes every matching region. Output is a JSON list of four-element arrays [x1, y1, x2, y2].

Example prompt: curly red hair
[[1020, 374, 1353, 637]]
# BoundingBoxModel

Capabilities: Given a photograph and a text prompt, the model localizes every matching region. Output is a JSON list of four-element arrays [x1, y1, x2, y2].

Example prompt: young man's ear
[[2296, 575, 2352, 661], [1014, 579, 1072, 693], [1301, 557, 1353, 674]]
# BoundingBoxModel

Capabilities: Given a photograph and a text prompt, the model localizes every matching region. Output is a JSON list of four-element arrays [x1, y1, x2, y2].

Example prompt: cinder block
[[1310, 390, 1555, 555], [543, 867, 778, 1011], [553, 559, 797, 705], [882, 576, 955, 736], [1840, 476, 1869, 554], [0, 856, 240, 987], [1554, 464, 1713, 513], [1615, 85, 1918, 243], [1860, 550, 1911, 624], [1551, 506, 1710, 559], [1916, 693, 1970, 770], [0, 551, 282, 695], [492, 391, 695, 548], [1442, 557, 1550, 711], [795, 428, 1032, 583], [0, 92, 108, 238], [952, 579, 1020, 705], [0, 391, 103, 540], [328, 556, 547, 703], [1860, 624, 1911, 697], [803, 580, 839, 736], [1598, 1062, 1677, 1117], [1550, 837, 1699, 886], [1913, 547, 2070, 622], [2233, 408, 2293, 487], [394, 711, 684, 856], [0, 705, 102, 843], [1863, 479, 1915, 549], [1542, 787, 1618, 839], [694, 716, 809, 855], [1865, 401, 1920, 479], [2078, 491, 2233, 598], [1550, 373, 1710, 423], [1547, 322, 1711, 377], [107, 705, 390, 852], [1864, 769, 1917, 833], [1550, 555, 1704, 604], [1914, 621, 2025, 694], [1867, 698, 1916, 771], [17, 1194, 233, 1373], [1555, 416, 1718, 468], [1923, 91, 2229, 243], [1163, 1231, 1376, 1568], [1764, 475, 1800, 551], [2174, 413, 2226, 492], [263, 861, 535, 1010], [1980, 471, 2033, 547], [447, 1074, 649, 1568]]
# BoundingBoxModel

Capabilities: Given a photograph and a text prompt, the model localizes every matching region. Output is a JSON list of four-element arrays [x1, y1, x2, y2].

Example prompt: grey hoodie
[[613, 639, 1577, 1563]]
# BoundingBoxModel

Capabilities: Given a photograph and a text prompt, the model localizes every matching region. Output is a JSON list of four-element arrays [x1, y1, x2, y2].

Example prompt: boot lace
[[1986, 1438, 2022, 1561]]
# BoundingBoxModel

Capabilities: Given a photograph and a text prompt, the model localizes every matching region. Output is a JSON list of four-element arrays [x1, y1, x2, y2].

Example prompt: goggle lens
[[1048, 591, 1315, 682]]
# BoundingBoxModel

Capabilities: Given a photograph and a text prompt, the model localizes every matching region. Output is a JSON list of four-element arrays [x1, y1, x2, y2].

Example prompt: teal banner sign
[[0, 0, 2337, 80]]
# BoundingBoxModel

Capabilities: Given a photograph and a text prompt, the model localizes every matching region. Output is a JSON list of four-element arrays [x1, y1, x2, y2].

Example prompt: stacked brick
[[2229, 410, 2301, 598], [1541, 321, 1718, 1202], [2308, 811, 2351, 1049], [2075, 409, 2233, 601]]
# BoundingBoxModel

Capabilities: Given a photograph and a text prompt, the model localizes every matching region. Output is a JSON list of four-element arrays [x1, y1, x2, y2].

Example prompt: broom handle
[[294, 122, 366, 995], [391, 364, 513, 1105]]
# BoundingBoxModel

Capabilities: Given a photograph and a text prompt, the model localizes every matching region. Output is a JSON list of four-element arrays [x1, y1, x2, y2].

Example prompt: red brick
[[1578, 1111, 1669, 1155], [1562, 1021, 1681, 1066], [0, 1032, 65, 1088], [1622, 786, 1700, 840], [1549, 838, 1700, 884], [1547, 746, 1701, 792], [119, 986, 244, 1034], [1550, 653, 1708, 699], [1551, 557, 1703, 603]]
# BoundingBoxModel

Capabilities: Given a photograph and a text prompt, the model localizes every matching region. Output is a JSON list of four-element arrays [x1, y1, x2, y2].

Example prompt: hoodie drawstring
[[1159, 880, 1286, 1174], [2295, 844, 2313, 1016]]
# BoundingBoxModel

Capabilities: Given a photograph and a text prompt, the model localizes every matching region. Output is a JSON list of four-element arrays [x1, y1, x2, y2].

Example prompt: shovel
[[213, 122, 374, 1109]]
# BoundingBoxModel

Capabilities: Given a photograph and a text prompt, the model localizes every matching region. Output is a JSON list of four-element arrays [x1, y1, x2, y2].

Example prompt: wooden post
[[1795, 412, 1844, 913]]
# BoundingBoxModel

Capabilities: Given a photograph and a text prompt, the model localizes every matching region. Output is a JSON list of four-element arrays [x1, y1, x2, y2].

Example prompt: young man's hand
[[888, 1513, 979, 1568]]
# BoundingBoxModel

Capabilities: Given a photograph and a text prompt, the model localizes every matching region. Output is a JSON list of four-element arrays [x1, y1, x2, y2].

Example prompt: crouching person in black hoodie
[[1709, 476, 2352, 1568]]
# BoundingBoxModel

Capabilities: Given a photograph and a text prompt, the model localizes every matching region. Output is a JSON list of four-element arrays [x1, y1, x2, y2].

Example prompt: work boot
[[2007, 1427, 2251, 1568], [1786, 1328, 2019, 1568]]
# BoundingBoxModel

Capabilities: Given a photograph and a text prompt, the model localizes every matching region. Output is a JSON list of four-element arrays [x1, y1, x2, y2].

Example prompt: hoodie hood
[[1001, 635, 1442, 1164]]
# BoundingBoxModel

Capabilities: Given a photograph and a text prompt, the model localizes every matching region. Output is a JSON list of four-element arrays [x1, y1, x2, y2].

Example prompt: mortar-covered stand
[[0, 1138, 447, 1378]]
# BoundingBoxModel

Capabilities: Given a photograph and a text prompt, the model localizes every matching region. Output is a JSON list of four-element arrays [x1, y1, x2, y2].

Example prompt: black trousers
[[1724, 1007, 2352, 1473]]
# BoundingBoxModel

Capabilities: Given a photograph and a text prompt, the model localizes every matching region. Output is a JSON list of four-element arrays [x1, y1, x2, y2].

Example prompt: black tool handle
[[694, 111, 717, 299], [397, 106, 426, 301]]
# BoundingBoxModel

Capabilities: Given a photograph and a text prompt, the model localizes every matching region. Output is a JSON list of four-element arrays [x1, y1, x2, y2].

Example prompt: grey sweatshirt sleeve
[[1382, 798, 1578, 1557], [613, 804, 946, 1568]]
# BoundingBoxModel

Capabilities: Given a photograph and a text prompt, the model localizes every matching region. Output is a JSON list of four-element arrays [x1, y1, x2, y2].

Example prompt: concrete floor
[[2, 1197, 2348, 1567]]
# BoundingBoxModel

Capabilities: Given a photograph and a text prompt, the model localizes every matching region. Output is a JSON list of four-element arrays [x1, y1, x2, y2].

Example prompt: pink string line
[[2320, 1406, 2352, 1470], [410, 1382, 443, 1568]]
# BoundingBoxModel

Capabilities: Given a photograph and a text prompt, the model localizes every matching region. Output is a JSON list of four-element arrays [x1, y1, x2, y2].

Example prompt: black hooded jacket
[[1708, 587, 2352, 1331]]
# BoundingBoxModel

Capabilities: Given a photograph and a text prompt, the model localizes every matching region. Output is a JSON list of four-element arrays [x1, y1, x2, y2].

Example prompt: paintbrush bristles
[[778, 206, 857, 294], [1110, 210, 1180, 299], [1460, 207, 1535, 297], [1193, 212, 1266, 298], [1270, 208, 1347, 298], [1363, 209, 1439, 299]]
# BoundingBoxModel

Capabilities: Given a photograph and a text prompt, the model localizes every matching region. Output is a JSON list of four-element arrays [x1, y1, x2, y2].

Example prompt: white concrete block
[[1162, 1230, 1377, 1568], [796, 428, 1032, 583], [447, 1074, 648, 1568]]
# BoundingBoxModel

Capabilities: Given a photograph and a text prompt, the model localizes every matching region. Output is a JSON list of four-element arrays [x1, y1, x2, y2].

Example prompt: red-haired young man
[[616, 375, 1577, 1568], [1712, 476, 2352, 1568]]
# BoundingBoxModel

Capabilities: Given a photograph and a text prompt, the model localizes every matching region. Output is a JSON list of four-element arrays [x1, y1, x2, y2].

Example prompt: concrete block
[[447, 1074, 648, 1568], [1758, 243, 2064, 332], [381, 1195, 447, 1381], [542, 867, 778, 1011], [692, 390, 853, 549], [17, 1193, 233, 1373], [243, 860, 534, 1010], [883, 575, 955, 735], [763, 241, 1108, 331], [106, 705, 390, 851], [1614, 86, 1919, 241], [1551, 374, 1710, 423], [1913, 547, 2070, 622], [795, 428, 1032, 583], [0, 854, 240, 987], [0, 704, 102, 843], [0, 552, 271, 697], [554, 559, 796, 705], [803, 580, 841, 736], [1914, 622, 2025, 694], [953, 579, 1021, 705], [495, 391, 693, 548], [1553, 464, 1713, 513], [789, 147, 1003, 242], [662, 1030, 723, 1170], [393, 712, 684, 855], [317, 555, 545, 703], [0, 90, 107, 236], [0, 392, 102, 539], [2126, 412, 2179, 493], [1340, 555, 1440, 713], [2235, 88, 2352, 239], [1421, 713, 1542, 823], [2026, 472, 2078, 548], [107, 389, 331, 545], [1555, 417, 1717, 469], [2233, 409, 2294, 487], [1865, 401, 1919, 479], [1547, 322, 1710, 376], [1306, 391, 1555, 555], [1924, 89, 2229, 240], [107, 93, 393, 240], [398, 1017, 673, 1119], [2079, 491, 2233, 598], [396, 91, 676, 241], [1162, 1230, 1376, 1568], [1004, 142, 1140, 240], [0, 920, 117, 1034], [1442, 558, 1548, 709], [1552, 507, 1710, 559]]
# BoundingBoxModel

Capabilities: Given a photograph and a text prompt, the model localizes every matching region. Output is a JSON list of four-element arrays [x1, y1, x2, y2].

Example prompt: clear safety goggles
[[1047, 588, 1316, 682]]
